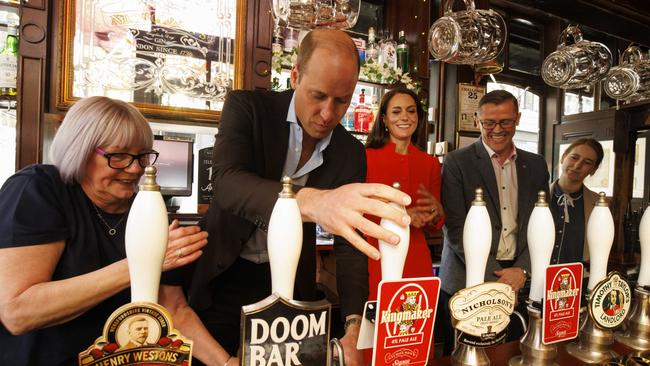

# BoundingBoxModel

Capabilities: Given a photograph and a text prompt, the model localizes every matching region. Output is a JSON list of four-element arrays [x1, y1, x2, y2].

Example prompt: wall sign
[[457, 83, 486, 133], [198, 147, 213, 205]]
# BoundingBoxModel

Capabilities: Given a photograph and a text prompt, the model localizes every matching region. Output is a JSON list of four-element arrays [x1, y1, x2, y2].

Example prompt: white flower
[[358, 61, 422, 93]]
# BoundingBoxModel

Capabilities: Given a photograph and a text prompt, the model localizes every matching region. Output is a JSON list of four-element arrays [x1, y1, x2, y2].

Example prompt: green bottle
[[396, 30, 409, 74], [0, 25, 18, 97]]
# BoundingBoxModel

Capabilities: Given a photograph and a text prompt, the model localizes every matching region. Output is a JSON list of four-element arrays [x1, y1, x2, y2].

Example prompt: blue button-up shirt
[[240, 93, 333, 263]]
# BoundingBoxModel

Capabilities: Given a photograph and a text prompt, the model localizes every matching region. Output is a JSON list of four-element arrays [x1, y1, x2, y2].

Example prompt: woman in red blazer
[[365, 87, 445, 300]]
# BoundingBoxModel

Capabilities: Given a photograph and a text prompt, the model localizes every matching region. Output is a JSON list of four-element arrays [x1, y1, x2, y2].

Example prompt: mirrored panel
[[508, 17, 542, 76], [58, 0, 245, 121]]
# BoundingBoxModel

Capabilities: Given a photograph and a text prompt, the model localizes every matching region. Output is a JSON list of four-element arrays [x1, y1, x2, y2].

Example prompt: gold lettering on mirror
[[57, 0, 246, 122]]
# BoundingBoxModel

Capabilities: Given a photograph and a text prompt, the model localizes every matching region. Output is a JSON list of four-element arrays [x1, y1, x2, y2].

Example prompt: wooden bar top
[[431, 340, 635, 365]]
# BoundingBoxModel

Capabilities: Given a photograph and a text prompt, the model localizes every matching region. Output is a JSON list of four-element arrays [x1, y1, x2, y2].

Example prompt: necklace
[[92, 203, 127, 236]]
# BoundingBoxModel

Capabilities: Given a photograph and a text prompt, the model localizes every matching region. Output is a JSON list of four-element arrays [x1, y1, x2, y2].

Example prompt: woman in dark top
[[549, 138, 604, 265], [0, 96, 227, 365]]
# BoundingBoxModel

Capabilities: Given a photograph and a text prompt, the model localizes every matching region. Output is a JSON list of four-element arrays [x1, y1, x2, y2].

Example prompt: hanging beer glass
[[542, 25, 612, 89], [604, 45, 650, 102], [428, 0, 507, 65], [271, 0, 360, 30]]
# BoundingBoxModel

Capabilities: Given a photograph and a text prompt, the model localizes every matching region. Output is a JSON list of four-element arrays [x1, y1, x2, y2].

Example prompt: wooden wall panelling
[[384, 0, 432, 150], [611, 109, 637, 272], [384, 0, 431, 83], [506, 0, 650, 47], [429, 0, 443, 143], [610, 105, 650, 272], [243, 0, 272, 91], [542, 20, 562, 173], [442, 64, 459, 149], [16, 0, 48, 169], [428, 60, 442, 142]]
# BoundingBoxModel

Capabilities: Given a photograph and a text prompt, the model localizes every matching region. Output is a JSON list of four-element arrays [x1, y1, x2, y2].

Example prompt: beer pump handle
[[639, 204, 650, 287], [267, 176, 303, 300], [463, 188, 492, 288], [527, 191, 555, 303], [125, 166, 169, 303], [379, 182, 410, 281], [586, 192, 615, 291]]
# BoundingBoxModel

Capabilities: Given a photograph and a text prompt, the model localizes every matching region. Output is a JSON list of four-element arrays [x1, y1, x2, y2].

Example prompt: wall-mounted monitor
[[152, 135, 194, 200]]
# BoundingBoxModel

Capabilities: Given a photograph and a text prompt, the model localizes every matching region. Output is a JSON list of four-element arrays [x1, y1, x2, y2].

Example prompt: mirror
[[57, 0, 246, 122]]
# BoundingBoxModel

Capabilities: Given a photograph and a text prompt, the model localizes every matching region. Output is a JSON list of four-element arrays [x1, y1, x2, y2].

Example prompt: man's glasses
[[479, 119, 517, 129], [95, 147, 159, 169]]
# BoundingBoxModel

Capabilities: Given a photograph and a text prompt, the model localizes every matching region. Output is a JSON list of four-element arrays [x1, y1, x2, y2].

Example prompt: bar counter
[[431, 340, 634, 365]]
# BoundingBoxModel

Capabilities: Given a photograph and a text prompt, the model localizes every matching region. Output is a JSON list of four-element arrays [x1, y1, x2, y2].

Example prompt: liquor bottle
[[0, 24, 18, 98], [379, 31, 397, 71], [354, 89, 373, 132], [343, 102, 355, 131], [284, 28, 299, 53], [352, 37, 366, 65], [366, 27, 379, 64], [271, 26, 284, 54], [396, 30, 409, 74], [370, 94, 379, 131]]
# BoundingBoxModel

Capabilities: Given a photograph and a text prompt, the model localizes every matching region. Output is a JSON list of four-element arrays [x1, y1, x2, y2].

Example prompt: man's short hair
[[296, 30, 360, 78], [478, 90, 519, 113]]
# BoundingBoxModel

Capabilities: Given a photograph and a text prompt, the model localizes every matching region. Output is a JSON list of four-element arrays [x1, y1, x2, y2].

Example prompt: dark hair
[[366, 87, 424, 149], [296, 30, 360, 79], [478, 89, 519, 113], [561, 138, 605, 169]]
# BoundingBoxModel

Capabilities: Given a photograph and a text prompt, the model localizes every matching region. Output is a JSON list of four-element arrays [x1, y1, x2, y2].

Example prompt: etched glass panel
[[67, 0, 240, 114]]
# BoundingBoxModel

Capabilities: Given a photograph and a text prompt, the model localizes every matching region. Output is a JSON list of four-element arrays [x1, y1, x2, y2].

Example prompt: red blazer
[[365, 141, 444, 300]]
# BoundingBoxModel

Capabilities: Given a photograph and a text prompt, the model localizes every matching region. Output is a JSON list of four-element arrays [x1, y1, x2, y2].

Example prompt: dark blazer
[[439, 140, 550, 295], [189, 89, 368, 318]]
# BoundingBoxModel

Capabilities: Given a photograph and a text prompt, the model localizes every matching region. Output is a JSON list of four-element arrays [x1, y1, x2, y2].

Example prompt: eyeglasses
[[479, 119, 517, 129], [95, 147, 159, 169]]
